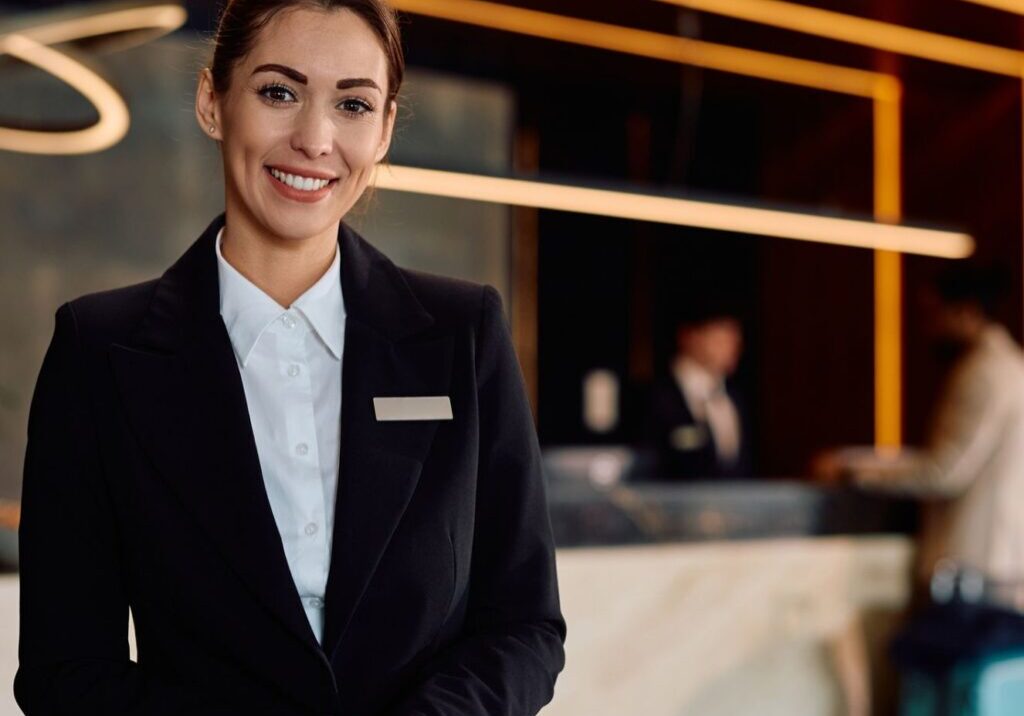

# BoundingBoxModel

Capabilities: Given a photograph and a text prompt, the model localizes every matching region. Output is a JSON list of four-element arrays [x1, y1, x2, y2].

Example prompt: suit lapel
[[109, 213, 453, 667], [322, 222, 454, 660]]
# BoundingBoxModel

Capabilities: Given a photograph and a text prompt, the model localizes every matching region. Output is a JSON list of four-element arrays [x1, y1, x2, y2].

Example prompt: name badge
[[670, 424, 708, 451], [373, 396, 453, 421]]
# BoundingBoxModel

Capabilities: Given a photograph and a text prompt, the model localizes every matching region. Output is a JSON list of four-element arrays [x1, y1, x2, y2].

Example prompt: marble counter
[[540, 448, 917, 715], [545, 535, 913, 716]]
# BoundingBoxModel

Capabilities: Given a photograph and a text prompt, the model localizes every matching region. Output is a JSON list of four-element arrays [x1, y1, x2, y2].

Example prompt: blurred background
[[5, 0, 1024, 714]]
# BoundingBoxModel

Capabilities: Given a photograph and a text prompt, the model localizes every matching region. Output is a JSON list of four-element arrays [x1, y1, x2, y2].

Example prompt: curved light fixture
[[0, 33, 130, 155], [0, 3, 187, 155]]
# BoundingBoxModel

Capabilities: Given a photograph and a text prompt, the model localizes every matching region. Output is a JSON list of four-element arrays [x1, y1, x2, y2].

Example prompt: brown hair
[[208, 0, 404, 115]]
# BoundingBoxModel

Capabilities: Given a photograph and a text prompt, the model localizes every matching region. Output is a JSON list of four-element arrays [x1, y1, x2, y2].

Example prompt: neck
[[219, 204, 339, 308]]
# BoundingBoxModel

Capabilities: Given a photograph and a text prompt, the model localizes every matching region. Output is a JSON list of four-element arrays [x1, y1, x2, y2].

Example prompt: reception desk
[[0, 458, 918, 716], [543, 449, 918, 716]]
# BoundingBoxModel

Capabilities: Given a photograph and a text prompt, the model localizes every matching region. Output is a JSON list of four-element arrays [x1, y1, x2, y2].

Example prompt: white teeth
[[268, 167, 331, 191]]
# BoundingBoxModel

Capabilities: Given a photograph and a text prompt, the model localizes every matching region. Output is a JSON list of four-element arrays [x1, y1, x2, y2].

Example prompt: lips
[[263, 165, 336, 203], [265, 164, 338, 181]]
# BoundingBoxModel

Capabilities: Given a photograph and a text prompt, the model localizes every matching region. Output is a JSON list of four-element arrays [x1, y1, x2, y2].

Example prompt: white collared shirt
[[215, 226, 344, 646]]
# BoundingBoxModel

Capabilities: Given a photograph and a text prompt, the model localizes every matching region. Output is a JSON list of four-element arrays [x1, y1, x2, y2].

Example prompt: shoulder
[[60, 278, 160, 348], [395, 265, 504, 333], [391, 265, 513, 384], [956, 328, 1020, 389]]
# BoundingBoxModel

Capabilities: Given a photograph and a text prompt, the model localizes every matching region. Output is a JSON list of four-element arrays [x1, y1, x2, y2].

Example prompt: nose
[[290, 103, 334, 159]]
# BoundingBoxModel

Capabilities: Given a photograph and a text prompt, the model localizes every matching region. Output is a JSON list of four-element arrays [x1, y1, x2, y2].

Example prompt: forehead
[[706, 318, 741, 333], [245, 6, 389, 86]]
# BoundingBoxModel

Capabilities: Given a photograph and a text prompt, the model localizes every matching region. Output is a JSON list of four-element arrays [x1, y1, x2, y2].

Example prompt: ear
[[195, 67, 222, 141], [374, 99, 397, 163]]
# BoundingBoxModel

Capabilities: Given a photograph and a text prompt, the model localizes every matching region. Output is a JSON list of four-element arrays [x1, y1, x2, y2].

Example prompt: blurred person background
[[638, 306, 753, 480], [815, 262, 1024, 713], [817, 262, 1024, 590]]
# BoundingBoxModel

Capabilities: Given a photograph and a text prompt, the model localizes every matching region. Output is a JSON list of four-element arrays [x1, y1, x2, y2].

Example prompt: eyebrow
[[251, 63, 381, 91]]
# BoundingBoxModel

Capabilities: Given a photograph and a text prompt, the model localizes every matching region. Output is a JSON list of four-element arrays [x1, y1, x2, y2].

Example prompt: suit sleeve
[[384, 285, 567, 716], [15, 303, 217, 715]]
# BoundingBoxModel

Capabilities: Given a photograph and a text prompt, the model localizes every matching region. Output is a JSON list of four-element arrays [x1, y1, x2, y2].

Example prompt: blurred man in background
[[821, 263, 1024, 590], [640, 309, 751, 480], [816, 263, 1024, 710]]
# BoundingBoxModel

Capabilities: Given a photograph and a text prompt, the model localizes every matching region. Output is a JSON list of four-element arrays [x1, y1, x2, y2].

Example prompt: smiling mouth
[[265, 165, 339, 192]]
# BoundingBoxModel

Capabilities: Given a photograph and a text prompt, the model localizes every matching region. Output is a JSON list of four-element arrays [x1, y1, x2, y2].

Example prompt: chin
[[255, 215, 329, 243], [260, 203, 340, 238]]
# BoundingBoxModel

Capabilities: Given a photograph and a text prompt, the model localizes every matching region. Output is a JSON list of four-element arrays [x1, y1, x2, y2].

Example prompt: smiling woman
[[194, 2, 400, 306], [14, 1, 566, 715]]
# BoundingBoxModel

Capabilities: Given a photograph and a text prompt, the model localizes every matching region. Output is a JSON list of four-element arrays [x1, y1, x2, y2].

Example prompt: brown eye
[[340, 98, 373, 115], [258, 83, 296, 105]]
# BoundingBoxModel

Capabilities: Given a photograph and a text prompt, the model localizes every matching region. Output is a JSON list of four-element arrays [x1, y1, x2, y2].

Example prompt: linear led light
[[656, 0, 1024, 77], [389, 0, 885, 98], [962, 0, 1024, 12], [0, 3, 187, 155], [375, 166, 973, 259]]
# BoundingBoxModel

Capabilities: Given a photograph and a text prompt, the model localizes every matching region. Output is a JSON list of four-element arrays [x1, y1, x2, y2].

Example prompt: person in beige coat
[[832, 264, 1024, 589], [815, 263, 1024, 715]]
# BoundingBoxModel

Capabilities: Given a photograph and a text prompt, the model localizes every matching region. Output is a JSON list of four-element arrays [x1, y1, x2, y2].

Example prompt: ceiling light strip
[[376, 166, 973, 258], [390, 0, 882, 97], [961, 0, 1024, 13], [657, 0, 1024, 77]]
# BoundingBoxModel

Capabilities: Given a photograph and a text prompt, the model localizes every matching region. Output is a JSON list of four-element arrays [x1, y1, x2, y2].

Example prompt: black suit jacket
[[15, 213, 566, 716], [639, 372, 752, 480]]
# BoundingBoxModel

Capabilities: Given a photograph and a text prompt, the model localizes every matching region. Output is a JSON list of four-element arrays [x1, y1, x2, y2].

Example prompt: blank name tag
[[373, 396, 453, 421]]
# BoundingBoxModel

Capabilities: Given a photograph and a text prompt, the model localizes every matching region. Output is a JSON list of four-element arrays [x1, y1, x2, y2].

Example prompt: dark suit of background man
[[641, 310, 752, 480], [14, 213, 566, 716]]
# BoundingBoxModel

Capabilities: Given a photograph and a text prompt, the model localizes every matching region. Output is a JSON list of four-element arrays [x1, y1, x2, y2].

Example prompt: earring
[[209, 125, 216, 133]]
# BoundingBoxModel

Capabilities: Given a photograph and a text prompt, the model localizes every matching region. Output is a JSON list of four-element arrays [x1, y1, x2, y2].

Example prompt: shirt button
[[281, 314, 296, 329], [295, 443, 309, 456], [304, 522, 318, 536], [287, 364, 300, 377], [309, 596, 324, 608]]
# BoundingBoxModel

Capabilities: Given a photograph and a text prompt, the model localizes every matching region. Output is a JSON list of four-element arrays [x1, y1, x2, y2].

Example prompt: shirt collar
[[291, 239, 345, 360], [215, 226, 345, 366], [672, 355, 724, 402]]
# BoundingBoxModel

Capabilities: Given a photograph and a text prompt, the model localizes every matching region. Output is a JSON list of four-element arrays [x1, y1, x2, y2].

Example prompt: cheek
[[338, 124, 384, 167], [225, 113, 285, 173]]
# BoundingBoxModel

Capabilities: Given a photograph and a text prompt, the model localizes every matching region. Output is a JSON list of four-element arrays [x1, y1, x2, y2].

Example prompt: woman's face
[[197, 6, 396, 244]]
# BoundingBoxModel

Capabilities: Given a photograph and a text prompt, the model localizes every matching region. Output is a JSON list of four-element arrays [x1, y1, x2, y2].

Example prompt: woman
[[14, 2, 566, 714]]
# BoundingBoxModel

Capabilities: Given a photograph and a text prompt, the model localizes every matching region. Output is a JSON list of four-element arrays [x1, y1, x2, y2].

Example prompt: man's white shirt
[[215, 226, 344, 646]]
